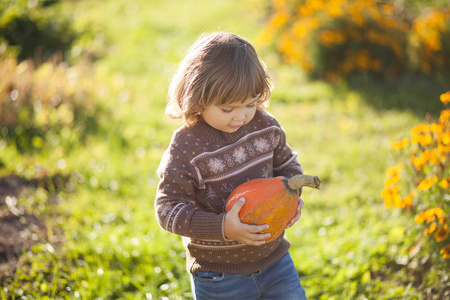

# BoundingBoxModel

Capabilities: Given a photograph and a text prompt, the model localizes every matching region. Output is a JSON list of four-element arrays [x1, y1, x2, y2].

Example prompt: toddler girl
[[155, 31, 307, 300]]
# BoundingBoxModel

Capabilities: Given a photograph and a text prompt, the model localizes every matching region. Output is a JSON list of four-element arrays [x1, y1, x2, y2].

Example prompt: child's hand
[[224, 198, 270, 246], [285, 197, 304, 229]]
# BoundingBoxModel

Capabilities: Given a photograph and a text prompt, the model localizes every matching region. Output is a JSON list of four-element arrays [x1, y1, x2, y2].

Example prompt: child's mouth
[[229, 124, 243, 129]]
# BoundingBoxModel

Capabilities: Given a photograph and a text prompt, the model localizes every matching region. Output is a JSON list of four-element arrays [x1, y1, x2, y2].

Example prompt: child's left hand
[[285, 197, 304, 229]]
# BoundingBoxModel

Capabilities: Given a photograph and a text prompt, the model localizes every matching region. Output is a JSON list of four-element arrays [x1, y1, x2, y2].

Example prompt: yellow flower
[[400, 191, 414, 209], [417, 176, 438, 191], [392, 138, 408, 149], [270, 10, 289, 28], [384, 175, 400, 187], [424, 222, 437, 235], [415, 208, 444, 224], [355, 49, 370, 70], [440, 132, 450, 145], [425, 11, 446, 31], [441, 245, 450, 259], [382, 185, 401, 208], [386, 163, 402, 176], [411, 155, 426, 171], [439, 109, 450, 124], [410, 124, 429, 137], [326, 3, 343, 18], [273, 0, 287, 10], [440, 91, 450, 104], [439, 178, 449, 189], [415, 212, 427, 223], [429, 123, 443, 133], [434, 226, 449, 242], [382, 3, 394, 16], [438, 145, 450, 153], [428, 149, 439, 165], [412, 134, 432, 146], [319, 30, 346, 45]]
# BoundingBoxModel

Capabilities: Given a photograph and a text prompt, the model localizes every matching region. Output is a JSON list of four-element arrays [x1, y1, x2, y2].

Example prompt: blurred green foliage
[[0, 0, 76, 62]]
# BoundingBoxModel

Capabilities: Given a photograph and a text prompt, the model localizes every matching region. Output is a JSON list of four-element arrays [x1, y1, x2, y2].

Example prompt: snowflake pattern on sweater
[[191, 127, 279, 187]]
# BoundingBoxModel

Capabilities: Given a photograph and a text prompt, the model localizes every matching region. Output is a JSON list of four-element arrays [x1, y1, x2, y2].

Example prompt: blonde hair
[[166, 32, 273, 126]]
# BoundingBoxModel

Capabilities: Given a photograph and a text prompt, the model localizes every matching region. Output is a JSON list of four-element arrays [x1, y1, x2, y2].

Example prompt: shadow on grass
[[345, 73, 448, 118]]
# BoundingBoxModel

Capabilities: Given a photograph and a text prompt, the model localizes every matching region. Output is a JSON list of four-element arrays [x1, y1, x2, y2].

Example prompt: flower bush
[[409, 8, 450, 80], [0, 43, 108, 153], [382, 91, 450, 264], [261, 0, 450, 83]]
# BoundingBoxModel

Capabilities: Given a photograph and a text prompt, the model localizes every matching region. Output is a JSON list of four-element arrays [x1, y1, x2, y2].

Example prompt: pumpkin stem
[[287, 174, 321, 190]]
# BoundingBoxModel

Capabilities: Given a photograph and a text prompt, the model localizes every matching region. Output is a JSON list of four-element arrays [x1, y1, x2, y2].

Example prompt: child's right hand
[[224, 198, 270, 246]]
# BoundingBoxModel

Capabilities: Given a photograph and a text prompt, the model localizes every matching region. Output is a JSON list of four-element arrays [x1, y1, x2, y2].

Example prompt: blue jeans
[[190, 252, 307, 300]]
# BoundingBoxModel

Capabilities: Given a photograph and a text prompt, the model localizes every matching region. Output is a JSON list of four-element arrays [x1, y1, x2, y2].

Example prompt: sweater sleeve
[[272, 124, 304, 178], [155, 146, 227, 241]]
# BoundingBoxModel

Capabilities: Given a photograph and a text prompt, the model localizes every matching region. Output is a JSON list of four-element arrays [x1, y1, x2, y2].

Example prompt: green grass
[[1, 0, 449, 299]]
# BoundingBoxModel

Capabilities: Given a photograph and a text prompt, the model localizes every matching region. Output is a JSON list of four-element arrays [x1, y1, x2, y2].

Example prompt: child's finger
[[246, 233, 270, 244], [298, 197, 304, 209], [229, 197, 246, 215], [286, 198, 303, 229], [285, 214, 299, 229], [243, 223, 269, 233]]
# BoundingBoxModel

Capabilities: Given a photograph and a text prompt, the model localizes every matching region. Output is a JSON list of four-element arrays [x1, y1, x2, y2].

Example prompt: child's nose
[[234, 109, 246, 121]]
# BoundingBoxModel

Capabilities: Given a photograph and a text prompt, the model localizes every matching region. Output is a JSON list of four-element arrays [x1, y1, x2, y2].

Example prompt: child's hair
[[166, 31, 273, 126]]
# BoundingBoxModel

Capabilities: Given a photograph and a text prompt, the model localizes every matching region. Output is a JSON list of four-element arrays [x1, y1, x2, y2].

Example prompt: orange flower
[[440, 91, 450, 104], [434, 225, 449, 242], [441, 245, 450, 259], [417, 176, 438, 191]]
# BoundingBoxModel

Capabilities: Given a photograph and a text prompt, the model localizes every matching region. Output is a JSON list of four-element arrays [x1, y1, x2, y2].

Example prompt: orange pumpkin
[[225, 174, 320, 242]]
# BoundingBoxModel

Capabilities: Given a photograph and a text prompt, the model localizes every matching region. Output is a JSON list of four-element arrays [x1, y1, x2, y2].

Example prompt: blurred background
[[0, 0, 449, 299]]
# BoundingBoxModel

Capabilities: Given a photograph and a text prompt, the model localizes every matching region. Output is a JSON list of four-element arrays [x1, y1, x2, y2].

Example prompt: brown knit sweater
[[155, 109, 304, 274]]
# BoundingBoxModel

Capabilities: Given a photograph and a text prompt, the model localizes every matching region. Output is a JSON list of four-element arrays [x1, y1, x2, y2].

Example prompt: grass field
[[1, 0, 449, 299]]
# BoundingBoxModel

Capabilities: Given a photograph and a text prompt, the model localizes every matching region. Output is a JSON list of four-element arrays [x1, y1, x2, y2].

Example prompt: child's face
[[201, 96, 258, 133]]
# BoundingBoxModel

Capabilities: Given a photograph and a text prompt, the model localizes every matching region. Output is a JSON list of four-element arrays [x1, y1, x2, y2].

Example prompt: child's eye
[[221, 108, 233, 113], [247, 103, 257, 108]]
